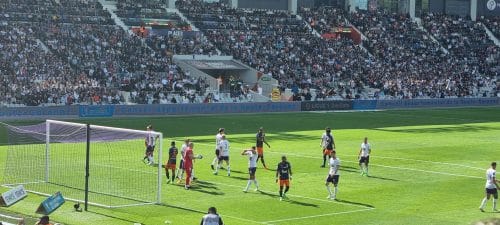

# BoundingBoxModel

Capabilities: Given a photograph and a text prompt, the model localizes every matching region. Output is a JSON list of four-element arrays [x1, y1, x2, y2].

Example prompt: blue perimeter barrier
[[0, 98, 498, 119], [0, 102, 301, 119]]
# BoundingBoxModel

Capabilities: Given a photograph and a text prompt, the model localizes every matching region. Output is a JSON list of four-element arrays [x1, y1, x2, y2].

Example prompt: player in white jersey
[[143, 125, 159, 165], [211, 128, 224, 170], [200, 207, 224, 225], [479, 162, 499, 212], [242, 146, 260, 192], [325, 150, 340, 200], [176, 139, 190, 182], [214, 135, 230, 176], [358, 137, 371, 176]]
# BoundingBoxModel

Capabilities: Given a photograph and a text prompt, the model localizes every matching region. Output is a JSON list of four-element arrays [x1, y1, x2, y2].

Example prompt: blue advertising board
[[376, 98, 500, 109], [36, 192, 65, 215], [113, 102, 301, 116], [79, 105, 115, 117]]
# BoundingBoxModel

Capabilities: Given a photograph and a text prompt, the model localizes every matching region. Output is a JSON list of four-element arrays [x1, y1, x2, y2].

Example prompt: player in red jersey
[[183, 142, 194, 190]]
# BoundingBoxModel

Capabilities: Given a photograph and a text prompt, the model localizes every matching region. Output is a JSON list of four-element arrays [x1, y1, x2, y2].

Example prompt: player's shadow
[[227, 175, 248, 181], [195, 180, 220, 190], [335, 199, 374, 208], [287, 199, 319, 208], [228, 170, 245, 174], [339, 167, 359, 173], [189, 186, 225, 195], [367, 175, 399, 182], [256, 191, 318, 208]]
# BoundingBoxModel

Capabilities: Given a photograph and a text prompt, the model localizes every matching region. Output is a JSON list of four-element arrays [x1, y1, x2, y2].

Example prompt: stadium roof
[[184, 60, 248, 70]]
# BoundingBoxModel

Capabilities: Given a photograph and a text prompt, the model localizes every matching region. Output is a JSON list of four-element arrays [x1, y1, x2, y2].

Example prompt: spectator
[[200, 207, 223, 225], [34, 216, 52, 225]]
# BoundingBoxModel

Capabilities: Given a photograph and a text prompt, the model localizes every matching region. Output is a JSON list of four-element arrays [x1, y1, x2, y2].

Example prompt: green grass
[[1, 107, 500, 225]]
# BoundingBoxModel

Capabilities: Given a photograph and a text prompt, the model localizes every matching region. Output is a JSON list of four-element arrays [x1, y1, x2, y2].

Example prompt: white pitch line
[[163, 202, 263, 224], [266, 151, 483, 179], [0, 213, 22, 220], [201, 180, 373, 209], [343, 154, 484, 170], [262, 208, 374, 224]]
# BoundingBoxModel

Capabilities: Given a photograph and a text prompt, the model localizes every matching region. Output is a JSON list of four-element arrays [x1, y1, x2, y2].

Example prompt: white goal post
[[2, 119, 164, 209]]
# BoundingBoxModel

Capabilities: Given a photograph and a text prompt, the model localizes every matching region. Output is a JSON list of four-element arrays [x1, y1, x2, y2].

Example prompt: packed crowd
[[0, 0, 211, 106], [0, 0, 113, 25], [480, 16, 500, 41], [1, 0, 499, 106], [178, 0, 367, 100]]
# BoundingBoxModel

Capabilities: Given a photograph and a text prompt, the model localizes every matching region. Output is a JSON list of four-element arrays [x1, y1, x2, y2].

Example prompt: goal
[[2, 120, 163, 208]]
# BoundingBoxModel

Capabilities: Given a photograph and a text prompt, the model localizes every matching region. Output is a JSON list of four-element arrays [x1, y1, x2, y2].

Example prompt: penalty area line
[[266, 151, 483, 179], [200, 180, 373, 210], [261, 208, 375, 224]]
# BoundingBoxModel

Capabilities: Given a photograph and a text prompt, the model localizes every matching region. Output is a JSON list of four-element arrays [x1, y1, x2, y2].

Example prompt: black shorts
[[219, 156, 229, 161], [359, 156, 370, 164], [215, 149, 220, 156], [326, 175, 339, 185], [179, 160, 184, 169], [248, 167, 256, 176], [486, 188, 498, 197], [146, 145, 154, 153]]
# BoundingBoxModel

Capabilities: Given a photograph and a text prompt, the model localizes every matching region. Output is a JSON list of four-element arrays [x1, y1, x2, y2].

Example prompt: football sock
[[365, 167, 369, 175], [211, 157, 218, 166], [323, 155, 326, 166], [334, 186, 338, 195], [148, 156, 153, 163], [254, 180, 259, 189], [214, 164, 220, 173], [245, 180, 251, 191], [480, 197, 488, 209], [227, 165, 231, 175], [284, 186, 289, 193], [279, 190, 283, 197], [326, 185, 332, 196], [178, 169, 184, 179], [493, 199, 497, 210]]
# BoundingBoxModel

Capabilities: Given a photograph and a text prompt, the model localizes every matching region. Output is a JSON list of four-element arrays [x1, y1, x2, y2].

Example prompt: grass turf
[[1, 107, 499, 224]]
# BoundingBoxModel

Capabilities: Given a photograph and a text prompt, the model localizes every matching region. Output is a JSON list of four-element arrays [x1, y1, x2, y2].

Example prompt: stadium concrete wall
[[0, 98, 498, 119]]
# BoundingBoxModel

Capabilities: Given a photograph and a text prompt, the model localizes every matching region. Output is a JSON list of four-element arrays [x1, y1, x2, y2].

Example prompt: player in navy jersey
[[320, 127, 335, 168], [256, 127, 271, 169], [276, 155, 292, 201], [165, 141, 178, 183]]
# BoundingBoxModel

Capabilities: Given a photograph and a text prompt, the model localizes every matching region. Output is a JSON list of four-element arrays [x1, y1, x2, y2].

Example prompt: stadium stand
[[0, 0, 498, 106]]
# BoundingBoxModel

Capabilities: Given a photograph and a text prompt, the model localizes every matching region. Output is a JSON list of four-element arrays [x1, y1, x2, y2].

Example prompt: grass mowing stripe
[[343, 154, 484, 170], [266, 150, 484, 179], [261, 208, 375, 224], [202, 180, 373, 209]]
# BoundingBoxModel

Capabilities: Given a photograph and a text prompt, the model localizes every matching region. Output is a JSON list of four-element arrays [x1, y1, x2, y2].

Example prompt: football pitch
[[1, 107, 500, 225]]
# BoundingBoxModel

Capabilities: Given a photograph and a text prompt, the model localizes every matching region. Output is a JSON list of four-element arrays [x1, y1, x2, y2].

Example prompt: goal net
[[2, 120, 163, 208]]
